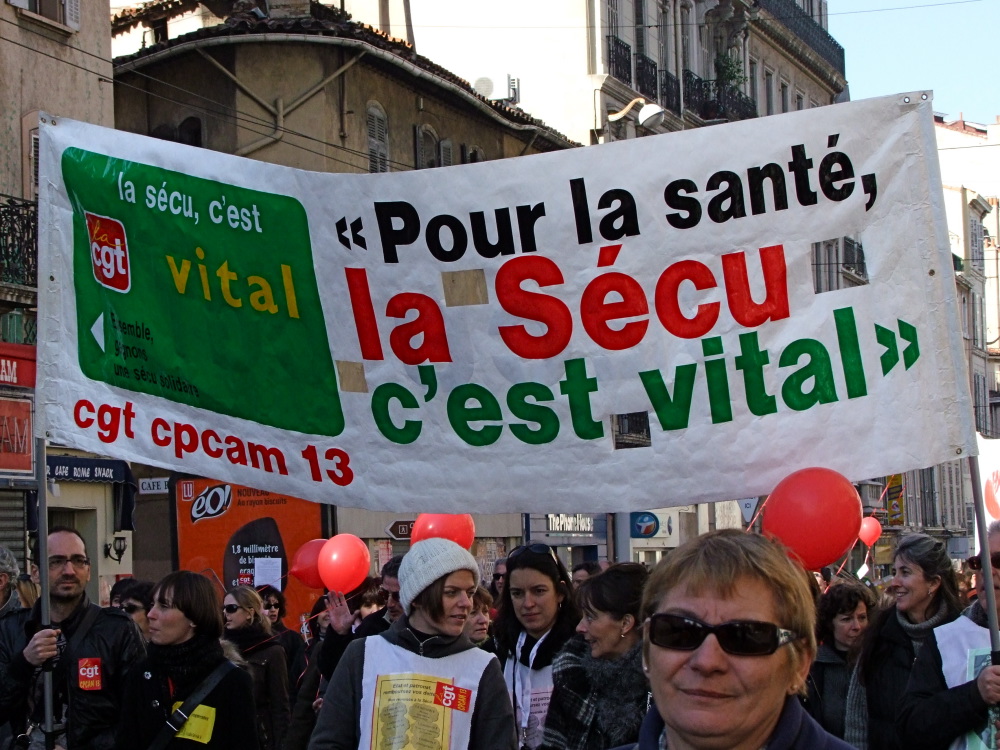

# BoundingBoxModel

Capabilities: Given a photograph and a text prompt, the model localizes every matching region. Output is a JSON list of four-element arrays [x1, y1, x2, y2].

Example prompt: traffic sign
[[385, 519, 414, 541]]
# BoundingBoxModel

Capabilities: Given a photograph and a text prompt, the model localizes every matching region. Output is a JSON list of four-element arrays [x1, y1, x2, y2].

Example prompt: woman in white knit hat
[[307, 537, 517, 750]]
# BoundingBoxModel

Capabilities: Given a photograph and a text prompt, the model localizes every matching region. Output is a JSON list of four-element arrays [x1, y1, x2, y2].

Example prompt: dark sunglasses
[[222, 604, 242, 614], [492, 572, 504, 581], [646, 613, 800, 656], [966, 552, 1000, 571], [121, 602, 146, 615], [263, 602, 281, 610], [380, 589, 401, 602], [508, 543, 558, 564]]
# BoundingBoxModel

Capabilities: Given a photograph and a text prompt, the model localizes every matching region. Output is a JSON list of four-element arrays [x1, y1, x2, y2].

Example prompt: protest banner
[[36, 93, 976, 511]]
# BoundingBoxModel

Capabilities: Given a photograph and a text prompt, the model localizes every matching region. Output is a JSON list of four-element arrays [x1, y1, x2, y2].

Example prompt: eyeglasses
[[645, 613, 800, 656], [263, 602, 281, 610], [966, 552, 1000, 571], [492, 573, 504, 581], [380, 589, 401, 602], [48, 555, 90, 570], [222, 604, 242, 614], [121, 602, 146, 615]]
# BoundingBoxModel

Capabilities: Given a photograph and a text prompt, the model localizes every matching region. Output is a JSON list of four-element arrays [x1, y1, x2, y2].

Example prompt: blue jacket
[[611, 696, 856, 750]]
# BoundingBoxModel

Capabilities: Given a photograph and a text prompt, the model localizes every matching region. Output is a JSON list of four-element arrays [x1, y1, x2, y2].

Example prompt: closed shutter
[[440, 139, 453, 167], [367, 108, 388, 173], [30, 132, 39, 200], [65, 0, 80, 29], [0, 492, 27, 569]]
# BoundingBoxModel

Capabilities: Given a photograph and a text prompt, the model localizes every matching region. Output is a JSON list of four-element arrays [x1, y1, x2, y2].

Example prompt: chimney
[[269, 0, 311, 18]]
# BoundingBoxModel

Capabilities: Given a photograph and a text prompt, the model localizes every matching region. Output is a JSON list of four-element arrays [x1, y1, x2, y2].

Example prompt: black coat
[[611, 697, 855, 750], [115, 655, 258, 749], [804, 643, 851, 738], [0, 599, 144, 749]]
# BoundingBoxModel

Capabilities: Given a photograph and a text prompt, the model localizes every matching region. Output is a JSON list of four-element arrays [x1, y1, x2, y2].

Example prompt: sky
[[828, 0, 1000, 125]]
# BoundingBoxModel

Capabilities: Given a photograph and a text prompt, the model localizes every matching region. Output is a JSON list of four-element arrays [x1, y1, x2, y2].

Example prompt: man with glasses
[[0, 526, 144, 749], [317, 554, 404, 682]]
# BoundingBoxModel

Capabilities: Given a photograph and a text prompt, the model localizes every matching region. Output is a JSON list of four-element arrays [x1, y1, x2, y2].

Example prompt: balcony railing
[[682, 70, 757, 122], [634, 53, 658, 101], [660, 70, 681, 114], [607, 35, 632, 87], [0, 194, 38, 288], [755, 0, 846, 76]]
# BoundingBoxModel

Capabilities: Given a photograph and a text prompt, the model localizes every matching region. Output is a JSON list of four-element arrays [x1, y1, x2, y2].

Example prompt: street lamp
[[608, 97, 666, 129]]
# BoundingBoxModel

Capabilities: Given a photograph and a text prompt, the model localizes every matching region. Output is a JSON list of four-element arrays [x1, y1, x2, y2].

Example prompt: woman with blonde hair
[[223, 584, 290, 750], [616, 529, 850, 750]]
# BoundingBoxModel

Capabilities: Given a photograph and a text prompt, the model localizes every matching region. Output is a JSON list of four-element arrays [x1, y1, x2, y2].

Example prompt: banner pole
[[968, 455, 1000, 655], [34, 435, 56, 747]]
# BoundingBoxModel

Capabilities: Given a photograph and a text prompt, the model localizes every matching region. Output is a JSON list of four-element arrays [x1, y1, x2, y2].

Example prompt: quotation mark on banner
[[336, 217, 367, 250], [876, 319, 919, 375]]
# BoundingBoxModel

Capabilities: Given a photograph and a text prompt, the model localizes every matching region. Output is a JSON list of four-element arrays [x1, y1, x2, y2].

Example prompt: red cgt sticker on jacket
[[78, 657, 102, 690], [434, 682, 471, 712]]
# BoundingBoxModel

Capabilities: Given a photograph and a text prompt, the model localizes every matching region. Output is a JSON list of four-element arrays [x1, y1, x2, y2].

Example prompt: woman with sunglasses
[[223, 585, 290, 750], [114, 578, 155, 642], [115, 571, 258, 749], [259, 584, 308, 698], [844, 533, 962, 750], [493, 543, 579, 750], [539, 563, 649, 750], [309, 537, 516, 749], [896, 522, 1000, 749], [617, 529, 850, 750]]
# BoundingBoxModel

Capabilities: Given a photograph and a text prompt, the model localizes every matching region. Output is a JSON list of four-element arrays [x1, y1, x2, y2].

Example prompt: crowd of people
[[1, 524, 999, 749]]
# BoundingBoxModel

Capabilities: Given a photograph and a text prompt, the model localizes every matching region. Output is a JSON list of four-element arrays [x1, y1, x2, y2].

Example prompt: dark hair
[[493, 545, 579, 655], [153, 571, 224, 640], [109, 577, 134, 604], [381, 554, 404, 580], [118, 579, 155, 611], [358, 577, 384, 609], [572, 561, 602, 577], [308, 594, 328, 640], [258, 584, 287, 619], [815, 581, 875, 645], [33, 526, 87, 564], [473, 585, 494, 612], [857, 533, 962, 685], [576, 563, 647, 622]]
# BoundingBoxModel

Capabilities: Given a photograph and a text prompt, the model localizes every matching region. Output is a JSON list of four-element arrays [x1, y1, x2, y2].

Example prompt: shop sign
[[546, 513, 594, 533], [0, 396, 31, 474], [0, 343, 36, 388], [139, 476, 170, 494]]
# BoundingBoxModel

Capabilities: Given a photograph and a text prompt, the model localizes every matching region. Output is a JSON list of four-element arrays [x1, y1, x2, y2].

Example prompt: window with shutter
[[30, 131, 39, 200], [367, 105, 388, 173], [439, 139, 453, 167], [65, 0, 80, 29], [415, 125, 439, 169]]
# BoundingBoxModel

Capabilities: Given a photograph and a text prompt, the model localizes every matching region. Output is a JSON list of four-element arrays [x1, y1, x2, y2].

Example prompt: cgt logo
[[434, 682, 471, 712], [85, 212, 131, 293], [78, 657, 102, 690], [190, 484, 232, 523]]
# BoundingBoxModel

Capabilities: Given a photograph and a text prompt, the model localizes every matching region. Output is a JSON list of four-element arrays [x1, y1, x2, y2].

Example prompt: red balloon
[[317, 534, 371, 593], [762, 467, 862, 571], [289, 539, 328, 589], [411, 514, 476, 549], [858, 517, 883, 547]]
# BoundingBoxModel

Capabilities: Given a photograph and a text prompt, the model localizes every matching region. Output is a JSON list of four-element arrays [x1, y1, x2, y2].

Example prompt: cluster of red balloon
[[289, 513, 476, 592]]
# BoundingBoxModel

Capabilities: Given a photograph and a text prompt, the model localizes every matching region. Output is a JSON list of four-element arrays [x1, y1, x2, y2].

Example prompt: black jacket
[[0, 598, 144, 749], [115, 654, 259, 749], [804, 643, 851, 738], [611, 697, 855, 750], [897, 621, 991, 749], [225, 628, 290, 750]]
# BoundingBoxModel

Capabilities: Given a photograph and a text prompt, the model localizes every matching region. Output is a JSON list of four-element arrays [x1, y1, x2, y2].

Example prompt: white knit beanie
[[399, 538, 480, 615]]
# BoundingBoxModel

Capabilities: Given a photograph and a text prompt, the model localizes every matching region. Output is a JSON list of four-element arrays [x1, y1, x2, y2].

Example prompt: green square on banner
[[63, 147, 344, 436]]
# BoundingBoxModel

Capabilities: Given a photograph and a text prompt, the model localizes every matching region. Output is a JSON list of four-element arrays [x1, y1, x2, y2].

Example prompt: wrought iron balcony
[[634, 53, 658, 101], [682, 70, 757, 122], [660, 70, 681, 114], [755, 0, 845, 76], [0, 194, 38, 289], [607, 35, 632, 87], [842, 236, 867, 279]]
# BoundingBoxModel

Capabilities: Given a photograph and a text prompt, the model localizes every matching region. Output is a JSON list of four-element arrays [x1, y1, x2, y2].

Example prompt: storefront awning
[[27, 456, 137, 532]]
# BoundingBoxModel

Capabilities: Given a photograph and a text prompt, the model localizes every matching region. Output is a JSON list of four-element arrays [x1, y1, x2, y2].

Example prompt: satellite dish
[[473, 77, 495, 98]]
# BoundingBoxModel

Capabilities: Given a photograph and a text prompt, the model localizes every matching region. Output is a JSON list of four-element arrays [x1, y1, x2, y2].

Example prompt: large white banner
[[36, 93, 976, 512]]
